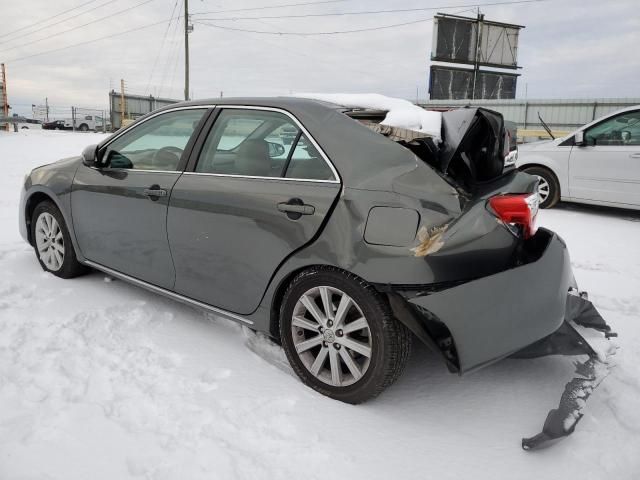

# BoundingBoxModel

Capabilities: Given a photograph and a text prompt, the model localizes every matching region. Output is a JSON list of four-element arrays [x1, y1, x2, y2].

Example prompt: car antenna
[[538, 112, 555, 140]]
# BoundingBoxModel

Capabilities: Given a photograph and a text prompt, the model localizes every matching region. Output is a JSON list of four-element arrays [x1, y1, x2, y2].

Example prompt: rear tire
[[79, 123, 89, 132], [31, 201, 88, 278], [280, 266, 411, 404], [523, 166, 560, 209]]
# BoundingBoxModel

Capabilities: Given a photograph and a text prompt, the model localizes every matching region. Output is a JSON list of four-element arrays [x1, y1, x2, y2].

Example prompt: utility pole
[[45, 97, 50, 122], [471, 10, 484, 100], [120, 78, 126, 127], [1, 63, 8, 132], [184, 0, 192, 101]]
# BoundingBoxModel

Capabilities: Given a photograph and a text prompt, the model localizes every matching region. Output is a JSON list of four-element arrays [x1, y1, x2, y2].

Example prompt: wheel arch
[[519, 163, 562, 197], [23, 187, 82, 261], [268, 263, 335, 339], [267, 264, 456, 373], [24, 190, 58, 245]]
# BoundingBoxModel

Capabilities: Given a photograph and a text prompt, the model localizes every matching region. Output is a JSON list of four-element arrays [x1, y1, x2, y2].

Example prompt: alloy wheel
[[291, 286, 372, 387], [35, 212, 65, 271], [536, 175, 550, 203]]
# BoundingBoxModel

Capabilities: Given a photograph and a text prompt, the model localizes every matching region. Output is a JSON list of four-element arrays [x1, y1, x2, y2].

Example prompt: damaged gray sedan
[[19, 96, 616, 449]]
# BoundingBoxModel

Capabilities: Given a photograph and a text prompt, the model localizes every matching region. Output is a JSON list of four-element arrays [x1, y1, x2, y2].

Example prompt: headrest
[[235, 139, 271, 176]]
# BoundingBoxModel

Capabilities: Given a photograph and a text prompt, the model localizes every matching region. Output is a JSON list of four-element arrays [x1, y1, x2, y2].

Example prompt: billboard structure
[[429, 65, 518, 100], [429, 13, 523, 100]]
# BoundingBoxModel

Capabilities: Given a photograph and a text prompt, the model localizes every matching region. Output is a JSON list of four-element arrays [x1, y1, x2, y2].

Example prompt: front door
[[569, 109, 640, 206], [71, 108, 209, 288], [168, 107, 341, 314]]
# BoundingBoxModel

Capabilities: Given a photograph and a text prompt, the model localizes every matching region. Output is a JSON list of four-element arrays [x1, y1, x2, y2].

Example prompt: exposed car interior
[[345, 107, 506, 192]]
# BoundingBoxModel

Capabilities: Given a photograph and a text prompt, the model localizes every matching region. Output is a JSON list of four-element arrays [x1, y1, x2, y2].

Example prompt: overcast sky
[[1, 0, 638, 116]]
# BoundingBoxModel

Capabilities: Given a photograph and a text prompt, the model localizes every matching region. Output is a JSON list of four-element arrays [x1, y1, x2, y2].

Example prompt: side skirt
[[83, 260, 254, 326]]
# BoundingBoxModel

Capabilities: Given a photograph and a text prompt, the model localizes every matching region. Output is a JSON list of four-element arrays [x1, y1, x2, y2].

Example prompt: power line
[[145, 0, 180, 95], [192, 0, 350, 16], [0, 0, 120, 47], [0, 0, 102, 40], [196, 0, 547, 21], [168, 35, 184, 98], [5, 19, 171, 63], [0, 0, 155, 54], [196, 17, 437, 36], [158, 0, 184, 97]]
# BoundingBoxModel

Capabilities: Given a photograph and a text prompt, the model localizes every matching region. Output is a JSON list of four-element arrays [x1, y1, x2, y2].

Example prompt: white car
[[514, 105, 640, 210], [64, 115, 111, 132]]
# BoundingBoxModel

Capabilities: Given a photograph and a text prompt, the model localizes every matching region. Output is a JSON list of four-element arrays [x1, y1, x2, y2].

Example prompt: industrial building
[[108, 90, 178, 130], [421, 97, 640, 141]]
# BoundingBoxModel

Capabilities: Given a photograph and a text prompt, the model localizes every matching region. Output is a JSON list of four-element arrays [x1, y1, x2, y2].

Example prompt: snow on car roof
[[291, 93, 442, 143]]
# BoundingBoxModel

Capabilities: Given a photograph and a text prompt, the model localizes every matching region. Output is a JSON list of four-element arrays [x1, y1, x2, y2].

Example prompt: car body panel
[[71, 168, 181, 289], [167, 174, 341, 314], [19, 157, 84, 257], [517, 139, 571, 197], [517, 105, 640, 210], [407, 229, 571, 373], [568, 144, 640, 206]]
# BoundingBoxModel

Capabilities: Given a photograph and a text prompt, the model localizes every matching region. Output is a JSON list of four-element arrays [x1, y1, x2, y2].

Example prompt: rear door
[[167, 106, 341, 315], [569, 109, 640, 206], [71, 107, 209, 288]]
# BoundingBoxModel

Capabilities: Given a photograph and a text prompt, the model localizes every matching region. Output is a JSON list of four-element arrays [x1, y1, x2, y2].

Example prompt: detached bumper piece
[[520, 293, 618, 451]]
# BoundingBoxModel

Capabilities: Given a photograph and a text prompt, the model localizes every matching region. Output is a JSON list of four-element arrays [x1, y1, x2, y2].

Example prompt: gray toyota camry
[[19, 97, 615, 448]]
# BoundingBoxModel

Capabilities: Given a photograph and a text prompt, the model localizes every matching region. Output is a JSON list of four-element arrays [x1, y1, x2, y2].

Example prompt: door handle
[[143, 185, 167, 199], [277, 198, 315, 219], [630, 153, 640, 158]]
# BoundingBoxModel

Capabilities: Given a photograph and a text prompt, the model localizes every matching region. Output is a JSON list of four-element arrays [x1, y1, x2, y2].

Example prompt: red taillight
[[489, 193, 539, 239]]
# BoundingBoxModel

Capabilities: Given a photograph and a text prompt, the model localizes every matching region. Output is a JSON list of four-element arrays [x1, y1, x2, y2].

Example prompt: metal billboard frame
[[429, 65, 520, 100], [431, 13, 524, 70], [429, 13, 524, 100]]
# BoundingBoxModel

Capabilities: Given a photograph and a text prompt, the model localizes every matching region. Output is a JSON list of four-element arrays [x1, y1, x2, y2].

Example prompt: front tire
[[31, 201, 88, 278], [523, 166, 560, 208], [280, 266, 411, 404]]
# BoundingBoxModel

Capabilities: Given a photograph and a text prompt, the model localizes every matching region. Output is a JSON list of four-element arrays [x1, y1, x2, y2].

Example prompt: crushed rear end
[[351, 105, 617, 449]]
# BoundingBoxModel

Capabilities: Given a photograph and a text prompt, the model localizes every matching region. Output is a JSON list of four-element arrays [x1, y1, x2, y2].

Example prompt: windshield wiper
[[538, 112, 555, 140]]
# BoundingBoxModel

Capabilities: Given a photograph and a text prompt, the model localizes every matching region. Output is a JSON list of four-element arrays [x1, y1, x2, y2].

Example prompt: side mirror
[[574, 131, 585, 146], [267, 141, 286, 158], [109, 154, 134, 169], [81, 144, 99, 166]]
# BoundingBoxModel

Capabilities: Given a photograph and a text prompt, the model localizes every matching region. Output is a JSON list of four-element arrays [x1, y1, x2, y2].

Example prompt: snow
[[291, 93, 443, 142], [1, 129, 640, 479]]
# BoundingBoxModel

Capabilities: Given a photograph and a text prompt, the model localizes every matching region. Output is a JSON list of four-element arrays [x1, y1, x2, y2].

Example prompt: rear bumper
[[385, 227, 617, 449], [392, 228, 575, 373]]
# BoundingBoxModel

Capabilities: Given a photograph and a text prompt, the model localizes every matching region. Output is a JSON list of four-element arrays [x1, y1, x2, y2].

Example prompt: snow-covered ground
[[1, 129, 639, 480]]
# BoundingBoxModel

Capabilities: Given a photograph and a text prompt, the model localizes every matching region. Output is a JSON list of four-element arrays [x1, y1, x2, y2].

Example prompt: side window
[[196, 109, 298, 177], [585, 111, 640, 146], [102, 109, 206, 171], [285, 134, 335, 181], [85, 115, 93, 121]]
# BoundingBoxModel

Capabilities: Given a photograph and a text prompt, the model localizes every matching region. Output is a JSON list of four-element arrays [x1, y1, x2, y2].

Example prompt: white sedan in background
[[515, 105, 640, 209]]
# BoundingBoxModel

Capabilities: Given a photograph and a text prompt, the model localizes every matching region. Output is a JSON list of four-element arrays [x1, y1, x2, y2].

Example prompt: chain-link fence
[[3, 92, 179, 133], [1, 103, 110, 133]]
